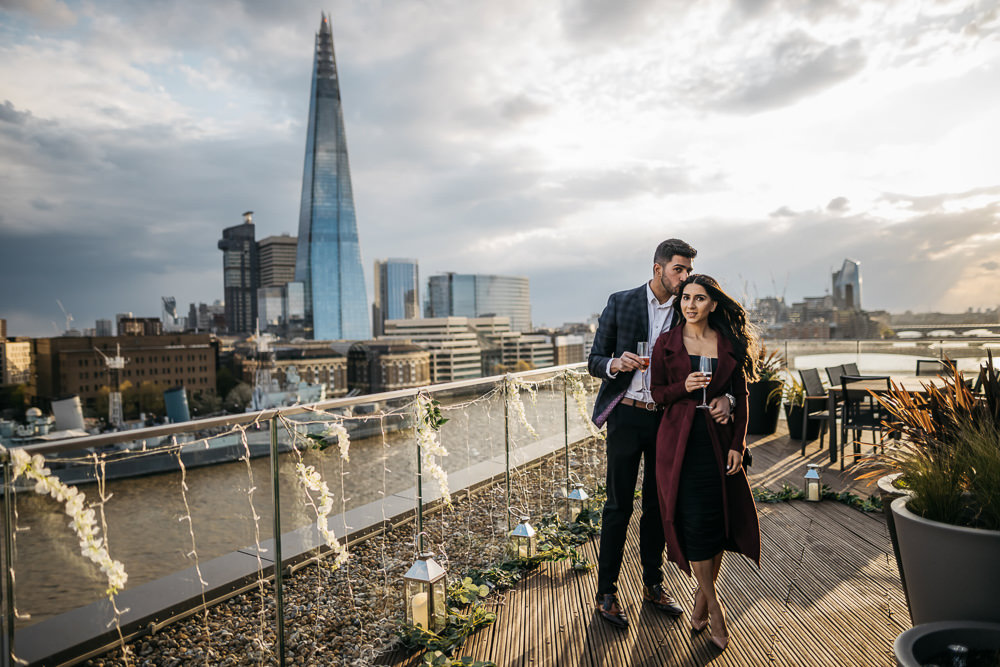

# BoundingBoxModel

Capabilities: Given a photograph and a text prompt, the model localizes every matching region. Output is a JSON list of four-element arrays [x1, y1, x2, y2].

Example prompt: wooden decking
[[384, 426, 908, 666]]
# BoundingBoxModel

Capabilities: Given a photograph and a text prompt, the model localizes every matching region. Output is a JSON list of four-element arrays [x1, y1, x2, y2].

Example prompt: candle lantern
[[567, 482, 591, 522], [508, 514, 537, 560], [804, 464, 822, 502], [403, 551, 447, 632]]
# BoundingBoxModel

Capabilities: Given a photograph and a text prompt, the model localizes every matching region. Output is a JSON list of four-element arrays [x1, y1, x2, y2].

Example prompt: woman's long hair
[[672, 274, 761, 381]]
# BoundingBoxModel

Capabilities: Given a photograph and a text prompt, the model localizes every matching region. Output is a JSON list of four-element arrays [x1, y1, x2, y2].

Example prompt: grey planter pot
[[878, 474, 914, 621], [894, 621, 1000, 667], [892, 496, 1000, 625]]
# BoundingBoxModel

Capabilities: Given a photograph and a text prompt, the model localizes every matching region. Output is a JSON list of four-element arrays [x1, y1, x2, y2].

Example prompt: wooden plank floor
[[384, 424, 906, 666]]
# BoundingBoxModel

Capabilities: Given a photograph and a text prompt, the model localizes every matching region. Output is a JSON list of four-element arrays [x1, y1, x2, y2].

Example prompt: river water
[[6, 380, 598, 627]]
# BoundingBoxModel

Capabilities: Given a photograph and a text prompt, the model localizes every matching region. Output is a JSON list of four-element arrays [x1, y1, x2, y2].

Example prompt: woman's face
[[681, 282, 717, 324]]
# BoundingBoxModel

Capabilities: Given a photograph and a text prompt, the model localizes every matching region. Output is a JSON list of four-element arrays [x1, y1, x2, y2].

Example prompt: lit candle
[[518, 542, 528, 559], [807, 482, 820, 502], [411, 591, 429, 629]]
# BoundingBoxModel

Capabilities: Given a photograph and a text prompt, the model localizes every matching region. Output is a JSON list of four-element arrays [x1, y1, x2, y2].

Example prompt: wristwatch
[[724, 393, 736, 413]]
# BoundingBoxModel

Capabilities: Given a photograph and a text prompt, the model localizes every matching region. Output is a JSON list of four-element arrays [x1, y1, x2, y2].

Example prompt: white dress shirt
[[607, 283, 675, 402]]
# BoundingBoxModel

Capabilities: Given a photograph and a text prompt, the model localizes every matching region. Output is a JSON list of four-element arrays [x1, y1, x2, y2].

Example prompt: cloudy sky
[[1, 0, 999, 337]]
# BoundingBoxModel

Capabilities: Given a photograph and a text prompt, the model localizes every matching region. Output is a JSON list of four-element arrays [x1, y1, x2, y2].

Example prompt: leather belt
[[620, 397, 662, 412]]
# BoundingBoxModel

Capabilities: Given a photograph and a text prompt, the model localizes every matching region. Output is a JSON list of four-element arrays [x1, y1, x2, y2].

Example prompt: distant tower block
[[832, 259, 862, 311]]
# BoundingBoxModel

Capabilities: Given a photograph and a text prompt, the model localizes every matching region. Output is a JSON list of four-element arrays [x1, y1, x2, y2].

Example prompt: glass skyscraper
[[295, 14, 370, 341], [373, 258, 419, 336], [427, 273, 532, 332], [217, 212, 258, 334]]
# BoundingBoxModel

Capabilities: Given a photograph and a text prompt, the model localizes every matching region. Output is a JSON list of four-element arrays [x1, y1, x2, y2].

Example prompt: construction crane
[[94, 344, 127, 429], [56, 299, 74, 334]]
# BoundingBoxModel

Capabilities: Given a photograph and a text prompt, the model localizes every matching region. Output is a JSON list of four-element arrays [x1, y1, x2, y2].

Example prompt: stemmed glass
[[696, 355, 713, 409], [636, 342, 650, 373]]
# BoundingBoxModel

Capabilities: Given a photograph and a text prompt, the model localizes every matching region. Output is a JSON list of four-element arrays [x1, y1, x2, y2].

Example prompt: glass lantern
[[804, 464, 822, 502], [567, 482, 591, 522], [403, 551, 447, 632], [508, 514, 537, 560]]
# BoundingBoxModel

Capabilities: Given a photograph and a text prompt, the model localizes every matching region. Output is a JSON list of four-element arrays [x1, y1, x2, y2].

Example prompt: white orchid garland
[[326, 421, 351, 462], [415, 393, 451, 506], [564, 370, 604, 440], [505, 375, 538, 438], [294, 461, 348, 567], [7, 448, 127, 595]]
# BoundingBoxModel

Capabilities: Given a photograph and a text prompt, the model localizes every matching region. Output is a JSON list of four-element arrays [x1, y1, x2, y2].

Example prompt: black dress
[[675, 355, 725, 562]]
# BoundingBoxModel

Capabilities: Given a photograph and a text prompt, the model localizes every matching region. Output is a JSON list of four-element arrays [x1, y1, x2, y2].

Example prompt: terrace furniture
[[825, 365, 846, 387], [915, 359, 953, 377], [798, 369, 835, 456], [838, 375, 891, 470], [843, 362, 860, 376]]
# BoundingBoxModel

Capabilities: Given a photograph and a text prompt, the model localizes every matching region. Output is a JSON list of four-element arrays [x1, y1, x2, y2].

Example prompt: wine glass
[[696, 355, 713, 409], [636, 342, 650, 373]]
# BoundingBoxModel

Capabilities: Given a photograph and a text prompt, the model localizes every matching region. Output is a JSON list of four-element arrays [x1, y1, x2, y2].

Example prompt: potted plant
[[780, 376, 821, 441], [895, 621, 1000, 667], [747, 346, 783, 435], [855, 353, 1000, 625]]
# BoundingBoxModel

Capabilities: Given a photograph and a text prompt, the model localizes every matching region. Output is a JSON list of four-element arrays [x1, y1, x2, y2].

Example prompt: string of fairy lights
[[0, 368, 603, 664]]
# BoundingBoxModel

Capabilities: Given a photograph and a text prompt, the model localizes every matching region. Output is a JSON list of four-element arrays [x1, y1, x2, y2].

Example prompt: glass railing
[[0, 363, 604, 665]]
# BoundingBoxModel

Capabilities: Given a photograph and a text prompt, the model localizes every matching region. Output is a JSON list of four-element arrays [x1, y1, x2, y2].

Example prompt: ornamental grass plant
[[855, 352, 1000, 530]]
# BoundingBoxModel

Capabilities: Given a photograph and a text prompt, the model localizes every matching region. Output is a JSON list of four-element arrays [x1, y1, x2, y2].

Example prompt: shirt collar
[[646, 283, 674, 309]]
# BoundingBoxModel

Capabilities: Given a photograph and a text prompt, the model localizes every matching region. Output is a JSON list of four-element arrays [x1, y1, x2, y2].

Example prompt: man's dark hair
[[653, 238, 697, 265]]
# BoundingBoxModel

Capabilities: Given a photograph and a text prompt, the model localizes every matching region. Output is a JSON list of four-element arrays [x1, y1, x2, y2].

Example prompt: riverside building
[[217, 212, 259, 335], [426, 273, 532, 332], [373, 259, 420, 337], [295, 14, 369, 341]]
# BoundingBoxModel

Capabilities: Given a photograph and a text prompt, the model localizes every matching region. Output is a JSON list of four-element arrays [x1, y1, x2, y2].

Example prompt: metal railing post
[[269, 417, 286, 667], [415, 408, 424, 552], [504, 377, 511, 533], [2, 456, 15, 667], [563, 374, 570, 521]]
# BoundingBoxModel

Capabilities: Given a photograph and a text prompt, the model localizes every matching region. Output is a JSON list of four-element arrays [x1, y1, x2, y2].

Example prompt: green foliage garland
[[752, 483, 882, 513]]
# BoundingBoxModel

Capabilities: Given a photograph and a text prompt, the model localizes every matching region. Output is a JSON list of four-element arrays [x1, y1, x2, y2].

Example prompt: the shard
[[295, 13, 370, 340]]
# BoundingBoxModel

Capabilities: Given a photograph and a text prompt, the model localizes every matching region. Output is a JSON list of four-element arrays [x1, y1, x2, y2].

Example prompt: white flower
[[9, 448, 128, 596], [506, 376, 539, 439], [294, 462, 349, 566], [325, 422, 351, 462], [415, 394, 452, 506]]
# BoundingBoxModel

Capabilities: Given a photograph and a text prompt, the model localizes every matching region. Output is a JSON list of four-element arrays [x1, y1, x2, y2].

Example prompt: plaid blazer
[[588, 284, 651, 427]]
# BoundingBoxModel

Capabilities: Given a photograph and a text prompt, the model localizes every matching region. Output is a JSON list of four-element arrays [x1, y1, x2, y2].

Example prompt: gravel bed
[[84, 437, 607, 667]]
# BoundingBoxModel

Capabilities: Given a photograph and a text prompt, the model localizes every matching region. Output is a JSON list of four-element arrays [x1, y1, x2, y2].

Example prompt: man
[[588, 238, 734, 627]]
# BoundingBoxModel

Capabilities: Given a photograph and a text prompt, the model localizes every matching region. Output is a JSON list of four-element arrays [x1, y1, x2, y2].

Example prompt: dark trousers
[[596, 403, 665, 596]]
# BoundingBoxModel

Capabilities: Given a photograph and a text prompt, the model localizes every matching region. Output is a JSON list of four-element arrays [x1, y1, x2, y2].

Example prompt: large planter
[[747, 379, 781, 435], [891, 496, 1000, 624], [894, 621, 1000, 667], [783, 403, 821, 441], [879, 474, 915, 620]]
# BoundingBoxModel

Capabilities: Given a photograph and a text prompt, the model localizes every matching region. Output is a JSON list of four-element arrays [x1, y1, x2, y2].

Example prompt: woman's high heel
[[690, 587, 708, 632], [708, 604, 729, 650]]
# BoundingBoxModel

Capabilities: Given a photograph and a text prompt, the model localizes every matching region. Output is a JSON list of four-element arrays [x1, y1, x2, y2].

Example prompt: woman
[[649, 274, 761, 651]]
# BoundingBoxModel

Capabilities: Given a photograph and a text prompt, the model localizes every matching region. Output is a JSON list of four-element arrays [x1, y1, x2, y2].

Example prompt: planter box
[[894, 621, 1000, 667], [783, 403, 821, 441], [891, 496, 1000, 624], [747, 379, 781, 435]]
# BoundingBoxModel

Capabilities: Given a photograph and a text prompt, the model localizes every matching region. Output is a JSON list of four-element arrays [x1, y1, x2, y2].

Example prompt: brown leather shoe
[[595, 593, 628, 628], [643, 583, 684, 616]]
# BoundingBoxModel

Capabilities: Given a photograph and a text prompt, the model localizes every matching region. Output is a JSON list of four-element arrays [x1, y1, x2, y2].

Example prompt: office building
[[258, 287, 285, 329], [347, 341, 430, 393], [295, 14, 370, 341], [218, 211, 259, 334], [381, 317, 482, 382], [187, 302, 226, 333], [427, 273, 532, 332], [117, 315, 163, 337], [95, 319, 113, 337], [258, 235, 298, 288], [1, 340, 32, 385], [373, 258, 419, 337], [31, 334, 218, 411], [162, 296, 185, 332], [833, 258, 862, 310], [553, 334, 585, 366]]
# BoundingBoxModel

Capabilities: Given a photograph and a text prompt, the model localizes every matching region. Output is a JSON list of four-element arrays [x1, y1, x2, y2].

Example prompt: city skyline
[[1, 1, 999, 337]]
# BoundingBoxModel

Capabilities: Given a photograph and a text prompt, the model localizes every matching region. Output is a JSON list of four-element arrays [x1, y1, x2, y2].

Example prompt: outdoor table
[[824, 375, 952, 464]]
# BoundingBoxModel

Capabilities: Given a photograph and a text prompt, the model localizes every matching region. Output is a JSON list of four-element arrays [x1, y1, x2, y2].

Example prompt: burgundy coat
[[649, 325, 761, 576]]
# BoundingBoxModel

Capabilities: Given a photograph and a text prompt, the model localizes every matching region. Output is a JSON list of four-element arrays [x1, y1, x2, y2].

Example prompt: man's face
[[656, 255, 693, 296]]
